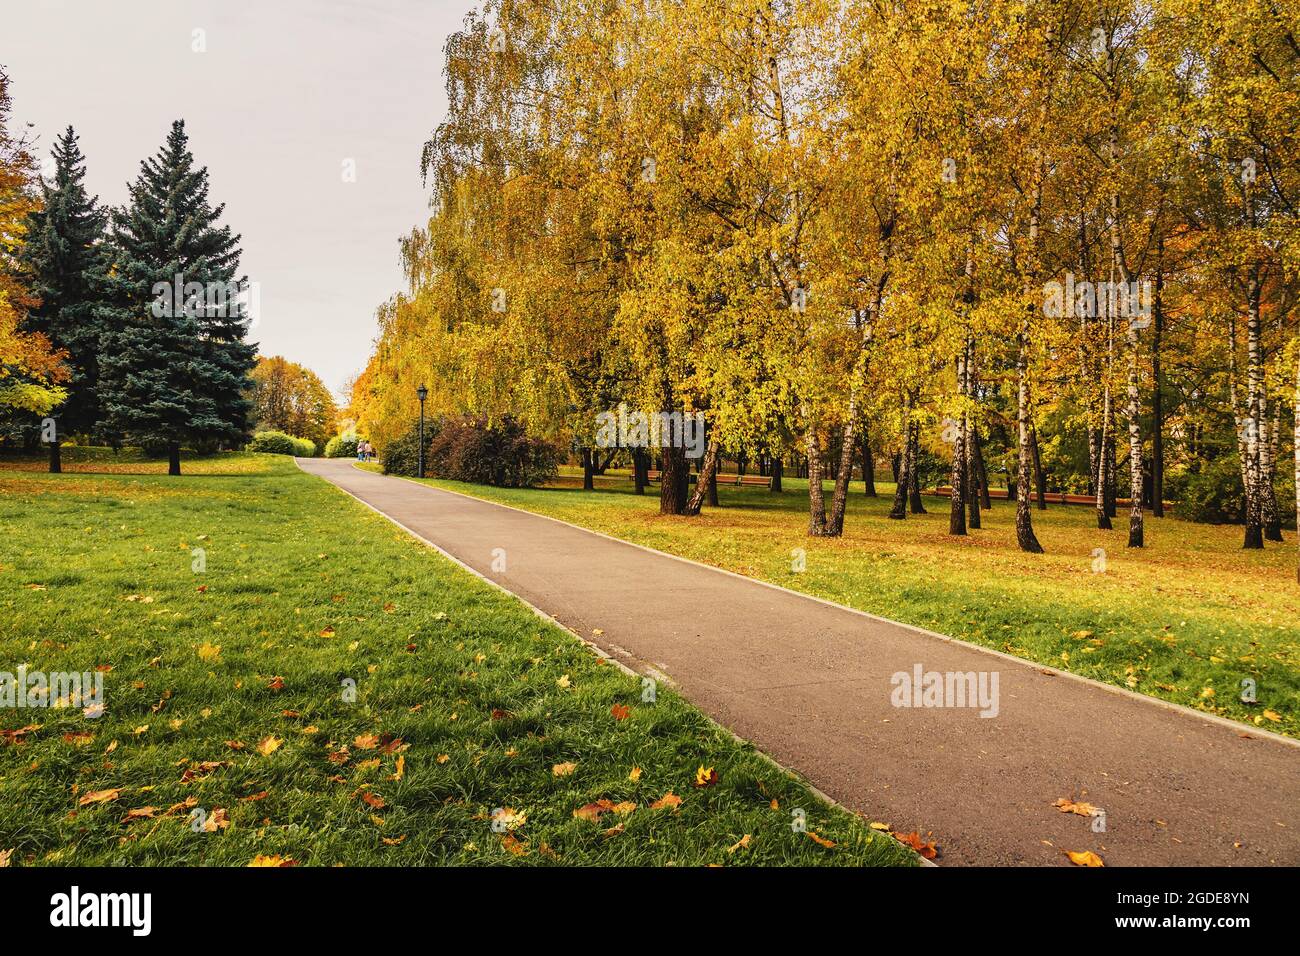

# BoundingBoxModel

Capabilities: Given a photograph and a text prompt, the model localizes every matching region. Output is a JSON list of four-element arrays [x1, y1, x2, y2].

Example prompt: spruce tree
[[21, 127, 110, 472], [100, 120, 256, 474]]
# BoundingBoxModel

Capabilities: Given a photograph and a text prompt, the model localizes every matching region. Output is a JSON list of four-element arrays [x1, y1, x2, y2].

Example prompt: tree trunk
[[889, 425, 911, 520], [659, 444, 688, 515], [770, 456, 783, 493], [1263, 391, 1283, 541], [1126, 326, 1144, 548], [1095, 395, 1112, 529], [168, 441, 181, 476], [861, 430, 877, 496], [684, 440, 721, 515], [633, 449, 647, 495], [1294, 352, 1299, 581], [1016, 326, 1044, 553], [581, 448, 595, 491], [827, 413, 858, 536], [949, 351, 967, 536], [806, 419, 829, 535], [907, 421, 926, 514], [1030, 421, 1047, 510], [1243, 266, 1264, 548], [972, 427, 991, 509], [1151, 247, 1165, 517], [48, 438, 62, 474]]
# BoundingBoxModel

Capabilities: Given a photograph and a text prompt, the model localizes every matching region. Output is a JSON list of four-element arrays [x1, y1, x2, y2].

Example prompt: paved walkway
[[298, 458, 1300, 866]]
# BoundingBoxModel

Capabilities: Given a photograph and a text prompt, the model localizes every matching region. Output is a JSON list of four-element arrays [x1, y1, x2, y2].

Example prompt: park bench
[[641, 470, 773, 489], [927, 486, 1171, 509]]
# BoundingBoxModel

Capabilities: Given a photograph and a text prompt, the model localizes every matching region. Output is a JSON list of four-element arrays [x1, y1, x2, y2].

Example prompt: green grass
[[0, 452, 915, 867], [386, 464, 1300, 737]]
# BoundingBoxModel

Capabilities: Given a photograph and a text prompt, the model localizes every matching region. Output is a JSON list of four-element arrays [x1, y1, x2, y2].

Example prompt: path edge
[[361, 464, 1300, 753], [293, 458, 933, 867]]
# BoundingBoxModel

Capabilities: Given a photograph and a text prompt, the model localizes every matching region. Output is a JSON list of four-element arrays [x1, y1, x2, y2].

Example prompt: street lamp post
[[416, 384, 428, 478]]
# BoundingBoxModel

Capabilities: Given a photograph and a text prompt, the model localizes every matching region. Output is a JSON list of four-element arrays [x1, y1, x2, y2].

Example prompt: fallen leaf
[[501, 833, 527, 856], [1065, 849, 1104, 867], [650, 792, 682, 811], [354, 733, 379, 750], [892, 830, 939, 860], [610, 704, 630, 720], [807, 831, 836, 848], [78, 788, 122, 807], [694, 765, 719, 788], [552, 761, 577, 777], [1053, 797, 1098, 817], [202, 808, 230, 832], [728, 834, 752, 853], [248, 855, 297, 867], [628, 766, 642, 782], [256, 736, 283, 757]]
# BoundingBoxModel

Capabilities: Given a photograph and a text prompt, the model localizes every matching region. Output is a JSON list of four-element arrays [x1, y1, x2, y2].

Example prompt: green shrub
[[325, 433, 360, 459], [382, 416, 559, 487], [1175, 455, 1244, 524], [248, 430, 317, 457]]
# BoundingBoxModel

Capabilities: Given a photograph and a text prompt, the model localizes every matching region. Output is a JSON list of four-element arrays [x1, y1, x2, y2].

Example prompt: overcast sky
[[6, 0, 477, 400]]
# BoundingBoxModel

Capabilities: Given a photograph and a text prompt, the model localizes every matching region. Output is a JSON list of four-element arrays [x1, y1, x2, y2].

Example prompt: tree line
[[347, 0, 1295, 574], [0, 68, 256, 475]]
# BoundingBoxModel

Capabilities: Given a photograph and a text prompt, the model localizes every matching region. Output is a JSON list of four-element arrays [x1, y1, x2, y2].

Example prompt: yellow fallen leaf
[[1065, 849, 1104, 867], [1053, 798, 1098, 817], [628, 766, 642, 781], [728, 834, 752, 853], [256, 736, 283, 756], [78, 788, 122, 807], [552, 762, 577, 777]]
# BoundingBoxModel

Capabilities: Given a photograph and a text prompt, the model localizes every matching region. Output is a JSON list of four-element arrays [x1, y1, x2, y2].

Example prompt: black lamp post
[[416, 384, 428, 478]]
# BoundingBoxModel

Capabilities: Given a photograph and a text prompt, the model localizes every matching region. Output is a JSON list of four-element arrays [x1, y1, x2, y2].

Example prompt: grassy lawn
[[0, 451, 915, 867], [385, 465, 1300, 737]]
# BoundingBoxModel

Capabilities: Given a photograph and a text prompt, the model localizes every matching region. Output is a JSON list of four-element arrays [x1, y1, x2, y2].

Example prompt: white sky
[[5, 0, 478, 400]]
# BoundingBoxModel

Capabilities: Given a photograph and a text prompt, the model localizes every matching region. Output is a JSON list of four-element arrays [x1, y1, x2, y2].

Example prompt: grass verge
[[0, 453, 914, 866]]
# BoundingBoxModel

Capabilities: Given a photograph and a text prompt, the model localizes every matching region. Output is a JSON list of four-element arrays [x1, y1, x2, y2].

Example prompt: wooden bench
[[927, 486, 1172, 509], [640, 469, 772, 489]]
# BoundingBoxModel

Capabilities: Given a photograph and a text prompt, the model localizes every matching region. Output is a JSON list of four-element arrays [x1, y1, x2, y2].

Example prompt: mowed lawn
[[398, 466, 1300, 737], [0, 451, 915, 867]]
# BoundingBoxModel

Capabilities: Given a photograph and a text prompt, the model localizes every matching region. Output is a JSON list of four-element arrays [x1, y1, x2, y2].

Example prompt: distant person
[[356, 440, 367, 462]]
